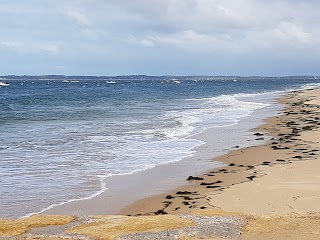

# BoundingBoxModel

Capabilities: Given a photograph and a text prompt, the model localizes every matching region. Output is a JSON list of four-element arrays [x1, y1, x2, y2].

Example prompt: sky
[[1, 0, 320, 76]]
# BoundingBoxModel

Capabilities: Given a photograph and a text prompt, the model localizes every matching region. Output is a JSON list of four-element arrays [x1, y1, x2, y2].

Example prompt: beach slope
[[1, 88, 320, 239]]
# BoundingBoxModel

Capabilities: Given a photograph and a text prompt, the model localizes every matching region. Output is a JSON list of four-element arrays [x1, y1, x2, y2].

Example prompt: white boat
[[0, 81, 10, 87], [107, 81, 117, 84], [172, 80, 181, 84], [62, 80, 80, 83]]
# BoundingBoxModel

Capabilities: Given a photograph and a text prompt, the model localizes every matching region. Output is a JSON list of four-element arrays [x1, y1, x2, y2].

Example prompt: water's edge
[[41, 92, 284, 216]]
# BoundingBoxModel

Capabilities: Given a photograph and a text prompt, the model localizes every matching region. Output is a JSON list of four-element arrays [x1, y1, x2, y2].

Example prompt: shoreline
[[41, 91, 282, 217], [1, 88, 320, 239], [120, 88, 320, 217]]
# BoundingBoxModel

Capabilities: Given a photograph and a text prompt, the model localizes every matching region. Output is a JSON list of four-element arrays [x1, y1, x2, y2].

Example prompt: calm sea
[[0, 76, 319, 218]]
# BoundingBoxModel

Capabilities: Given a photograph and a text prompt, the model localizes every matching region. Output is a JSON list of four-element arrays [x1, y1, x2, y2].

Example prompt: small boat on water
[[161, 79, 170, 83], [161, 78, 181, 84], [172, 80, 181, 84], [0, 81, 10, 87], [107, 81, 117, 84], [62, 80, 80, 83]]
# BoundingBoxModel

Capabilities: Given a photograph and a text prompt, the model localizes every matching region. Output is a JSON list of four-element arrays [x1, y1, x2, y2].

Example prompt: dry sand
[[1, 88, 320, 240], [0, 215, 74, 236]]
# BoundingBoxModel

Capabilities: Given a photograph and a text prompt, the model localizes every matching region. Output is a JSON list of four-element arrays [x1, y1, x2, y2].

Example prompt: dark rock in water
[[187, 176, 204, 180], [254, 132, 264, 136], [247, 165, 254, 169], [155, 210, 167, 215], [200, 206, 207, 209], [228, 163, 236, 166], [276, 159, 286, 162], [292, 156, 302, 159], [215, 180, 223, 184], [256, 137, 265, 140], [165, 195, 174, 199], [262, 161, 271, 165], [182, 201, 190, 205]]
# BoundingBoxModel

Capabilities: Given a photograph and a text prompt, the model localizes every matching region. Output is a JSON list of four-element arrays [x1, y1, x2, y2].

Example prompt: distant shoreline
[[1, 75, 320, 80]]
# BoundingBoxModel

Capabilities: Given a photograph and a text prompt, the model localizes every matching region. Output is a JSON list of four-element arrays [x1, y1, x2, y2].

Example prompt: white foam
[[299, 82, 320, 90]]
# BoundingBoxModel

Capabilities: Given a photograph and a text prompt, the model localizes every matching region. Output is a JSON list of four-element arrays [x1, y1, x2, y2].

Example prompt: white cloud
[[117, 0, 320, 57], [64, 8, 90, 27], [274, 22, 312, 44], [127, 36, 155, 47], [1, 0, 320, 74], [140, 38, 155, 47]]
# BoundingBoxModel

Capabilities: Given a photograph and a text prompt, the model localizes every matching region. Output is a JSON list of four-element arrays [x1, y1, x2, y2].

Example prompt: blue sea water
[[0, 76, 319, 218]]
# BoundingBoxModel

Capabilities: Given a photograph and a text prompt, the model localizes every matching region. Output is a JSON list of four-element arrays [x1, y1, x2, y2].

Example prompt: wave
[[299, 82, 320, 90]]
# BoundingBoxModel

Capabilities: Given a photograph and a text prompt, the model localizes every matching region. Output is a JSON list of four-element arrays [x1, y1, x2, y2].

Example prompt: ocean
[[0, 76, 319, 218]]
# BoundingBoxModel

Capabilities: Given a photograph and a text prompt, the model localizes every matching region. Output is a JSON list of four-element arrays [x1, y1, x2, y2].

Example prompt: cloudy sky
[[1, 0, 320, 76]]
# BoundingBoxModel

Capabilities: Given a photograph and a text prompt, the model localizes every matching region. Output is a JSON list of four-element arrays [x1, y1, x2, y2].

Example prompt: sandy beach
[[119, 88, 320, 218], [1, 88, 320, 239]]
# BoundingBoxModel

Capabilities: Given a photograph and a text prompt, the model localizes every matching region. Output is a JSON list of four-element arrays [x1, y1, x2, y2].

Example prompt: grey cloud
[[1, 0, 320, 75]]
